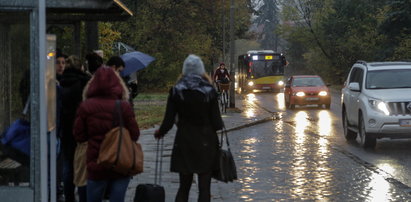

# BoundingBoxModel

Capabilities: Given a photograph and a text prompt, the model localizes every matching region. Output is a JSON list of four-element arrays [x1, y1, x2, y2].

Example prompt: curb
[[225, 116, 274, 133]]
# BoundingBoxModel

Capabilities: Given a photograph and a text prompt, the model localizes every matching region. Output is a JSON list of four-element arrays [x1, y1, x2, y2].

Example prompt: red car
[[284, 75, 331, 109]]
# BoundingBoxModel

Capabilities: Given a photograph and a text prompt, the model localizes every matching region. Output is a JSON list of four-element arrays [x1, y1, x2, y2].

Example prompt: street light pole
[[229, 0, 235, 108], [222, 0, 225, 62]]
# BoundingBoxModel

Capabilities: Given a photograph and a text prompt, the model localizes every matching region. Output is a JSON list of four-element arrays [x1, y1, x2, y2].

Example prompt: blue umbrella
[[120, 51, 155, 76]]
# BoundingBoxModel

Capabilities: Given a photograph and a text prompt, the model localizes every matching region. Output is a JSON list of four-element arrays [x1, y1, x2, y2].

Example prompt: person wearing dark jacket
[[73, 67, 140, 202], [59, 55, 91, 202], [154, 54, 224, 202]]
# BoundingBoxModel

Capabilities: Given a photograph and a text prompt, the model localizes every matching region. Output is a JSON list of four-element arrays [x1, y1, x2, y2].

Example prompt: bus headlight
[[248, 81, 254, 86], [278, 81, 284, 86], [319, 91, 328, 96], [296, 92, 305, 97]]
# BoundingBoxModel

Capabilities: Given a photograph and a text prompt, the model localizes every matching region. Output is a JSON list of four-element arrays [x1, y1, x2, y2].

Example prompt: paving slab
[[125, 94, 273, 202]]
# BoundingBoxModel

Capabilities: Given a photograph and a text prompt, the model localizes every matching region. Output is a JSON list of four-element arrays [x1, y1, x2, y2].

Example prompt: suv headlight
[[369, 99, 390, 115]]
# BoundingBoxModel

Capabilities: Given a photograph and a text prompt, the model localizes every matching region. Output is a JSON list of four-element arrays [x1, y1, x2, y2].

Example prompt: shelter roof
[[46, 0, 133, 23]]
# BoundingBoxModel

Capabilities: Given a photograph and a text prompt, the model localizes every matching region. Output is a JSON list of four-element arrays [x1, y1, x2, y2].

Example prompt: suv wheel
[[359, 114, 376, 148], [343, 110, 357, 140]]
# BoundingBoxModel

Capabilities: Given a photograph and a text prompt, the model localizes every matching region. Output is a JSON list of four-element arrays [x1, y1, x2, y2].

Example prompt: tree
[[279, 0, 387, 84], [254, 0, 281, 51], [113, 0, 252, 90]]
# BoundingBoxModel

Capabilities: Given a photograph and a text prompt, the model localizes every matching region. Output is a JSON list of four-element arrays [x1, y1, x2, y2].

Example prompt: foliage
[[278, 0, 405, 84], [48, 22, 120, 62], [253, 0, 281, 50], [114, 0, 253, 91], [98, 22, 121, 61]]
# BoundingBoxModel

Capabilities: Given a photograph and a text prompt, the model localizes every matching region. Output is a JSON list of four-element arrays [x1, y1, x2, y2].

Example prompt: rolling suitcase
[[134, 138, 165, 202]]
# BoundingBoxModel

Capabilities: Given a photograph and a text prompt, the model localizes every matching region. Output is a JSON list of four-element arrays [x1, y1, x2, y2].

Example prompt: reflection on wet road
[[276, 93, 285, 110], [224, 120, 410, 201], [244, 93, 257, 118], [218, 92, 411, 201]]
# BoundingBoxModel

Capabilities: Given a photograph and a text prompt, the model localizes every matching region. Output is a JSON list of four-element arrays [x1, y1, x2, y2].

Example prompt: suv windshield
[[366, 69, 411, 89], [292, 77, 325, 87]]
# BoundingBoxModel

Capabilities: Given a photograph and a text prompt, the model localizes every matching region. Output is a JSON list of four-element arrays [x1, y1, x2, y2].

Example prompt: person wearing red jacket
[[213, 62, 230, 92], [73, 67, 140, 202]]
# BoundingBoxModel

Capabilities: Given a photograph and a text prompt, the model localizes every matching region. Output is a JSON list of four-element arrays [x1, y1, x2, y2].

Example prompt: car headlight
[[278, 81, 284, 86], [248, 81, 254, 86], [369, 99, 390, 115], [318, 91, 328, 96], [295, 92, 305, 97]]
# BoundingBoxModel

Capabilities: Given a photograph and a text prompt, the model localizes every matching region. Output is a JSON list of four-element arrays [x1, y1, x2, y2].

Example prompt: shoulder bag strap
[[219, 126, 231, 152], [114, 100, 123, 166]]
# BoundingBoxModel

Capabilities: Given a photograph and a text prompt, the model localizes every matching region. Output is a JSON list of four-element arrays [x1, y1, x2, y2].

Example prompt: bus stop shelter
[[0, 1, 133, 201]]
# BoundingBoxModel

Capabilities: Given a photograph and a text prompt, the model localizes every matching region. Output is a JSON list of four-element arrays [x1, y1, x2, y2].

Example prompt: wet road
[[218, 90, 411, 201]]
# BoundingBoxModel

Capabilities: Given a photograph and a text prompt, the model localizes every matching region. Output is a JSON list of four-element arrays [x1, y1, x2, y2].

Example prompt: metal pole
[[229, 0, 235, 108], [222, 0, 226, 63], [37, 0, 49, 201]]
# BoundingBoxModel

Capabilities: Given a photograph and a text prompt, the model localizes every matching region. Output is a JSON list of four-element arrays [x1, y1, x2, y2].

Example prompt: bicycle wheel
[[219, 93, 225, 113], [221, 90, 227, 113]]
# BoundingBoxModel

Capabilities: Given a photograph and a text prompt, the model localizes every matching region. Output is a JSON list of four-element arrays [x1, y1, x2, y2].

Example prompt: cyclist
[[213, 62, 230, 92]]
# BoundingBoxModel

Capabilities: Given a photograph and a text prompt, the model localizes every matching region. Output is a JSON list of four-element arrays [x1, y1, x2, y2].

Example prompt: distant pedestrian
[[154, 54, 224, 202], [106, 56, 125, 73], [56, 51, 68, 81], [59, 55, 91, 202], [106, 56, 137, 105], [73, 67, 140, 202], [85, 52, 104, 75], [213, 62, 230, 92]]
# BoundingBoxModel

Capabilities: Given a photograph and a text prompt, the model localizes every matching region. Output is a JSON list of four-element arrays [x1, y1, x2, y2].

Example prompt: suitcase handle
[[154, 138, 164, 185]]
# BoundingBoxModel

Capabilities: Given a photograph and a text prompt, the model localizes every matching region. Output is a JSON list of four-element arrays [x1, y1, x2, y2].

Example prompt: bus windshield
[[251, 60, 284, 78]]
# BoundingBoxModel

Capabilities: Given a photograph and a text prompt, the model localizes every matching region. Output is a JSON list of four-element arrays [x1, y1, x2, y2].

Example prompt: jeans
[[87, 177, 130, 202], [63, 156, 75, 202]]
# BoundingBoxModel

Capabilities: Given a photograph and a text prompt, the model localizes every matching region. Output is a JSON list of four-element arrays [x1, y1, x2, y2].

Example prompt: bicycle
[[218, 82, 230, 114]]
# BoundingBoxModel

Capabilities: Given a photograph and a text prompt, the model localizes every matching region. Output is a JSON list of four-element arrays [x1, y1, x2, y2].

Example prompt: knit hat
[[182, 54, 205, 76]]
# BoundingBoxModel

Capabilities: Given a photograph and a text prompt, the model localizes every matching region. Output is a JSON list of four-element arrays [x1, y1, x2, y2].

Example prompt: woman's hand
[[154, 129, 163, 140]]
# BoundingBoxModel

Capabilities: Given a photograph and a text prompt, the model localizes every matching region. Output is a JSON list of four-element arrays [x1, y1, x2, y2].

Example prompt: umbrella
[[120, 51, 155, 76]]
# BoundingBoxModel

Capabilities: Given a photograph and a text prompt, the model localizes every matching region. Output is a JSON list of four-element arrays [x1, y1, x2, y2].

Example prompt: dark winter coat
[[73, 68, 140, 180], [158, 75, 223, 174], [213, 68, 230, 82], [59, 68, 91, 160]]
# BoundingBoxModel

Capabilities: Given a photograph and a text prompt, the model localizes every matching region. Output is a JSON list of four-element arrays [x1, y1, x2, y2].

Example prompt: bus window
[[251, 59, 284, 78]]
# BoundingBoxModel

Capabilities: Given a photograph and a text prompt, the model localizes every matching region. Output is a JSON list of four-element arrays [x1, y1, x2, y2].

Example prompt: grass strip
[[134, 92, 168, 129]]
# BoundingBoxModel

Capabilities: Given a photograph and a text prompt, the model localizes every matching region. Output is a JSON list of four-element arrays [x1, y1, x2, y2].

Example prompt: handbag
[[73, 142, 88, 186], [212, 127, 237, 183], [97, 100, 144, 176]]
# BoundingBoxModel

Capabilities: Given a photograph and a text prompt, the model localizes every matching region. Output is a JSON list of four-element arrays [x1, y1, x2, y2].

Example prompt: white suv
[[341, 61, 411, 148]]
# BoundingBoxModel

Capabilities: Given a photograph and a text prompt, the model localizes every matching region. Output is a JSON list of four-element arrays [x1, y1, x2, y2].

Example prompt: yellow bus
[[237, 50, 287, 93]]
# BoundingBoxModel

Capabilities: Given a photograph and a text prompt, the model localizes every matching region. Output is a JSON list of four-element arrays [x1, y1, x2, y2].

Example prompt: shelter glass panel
[[0, 11, 31, 187]]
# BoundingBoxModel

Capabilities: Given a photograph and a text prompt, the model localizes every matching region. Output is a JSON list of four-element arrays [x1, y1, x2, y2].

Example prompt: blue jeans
[[87, 177, 130, 202], [63, 156, 75, 202]]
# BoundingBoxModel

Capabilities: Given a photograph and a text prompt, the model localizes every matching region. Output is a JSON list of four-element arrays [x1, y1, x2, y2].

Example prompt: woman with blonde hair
[[154, 54, 224, 202]]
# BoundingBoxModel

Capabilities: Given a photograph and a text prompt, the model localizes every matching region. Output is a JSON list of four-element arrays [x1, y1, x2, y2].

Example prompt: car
[[284, 75, 331, 109], [341, 61, 411, 148]]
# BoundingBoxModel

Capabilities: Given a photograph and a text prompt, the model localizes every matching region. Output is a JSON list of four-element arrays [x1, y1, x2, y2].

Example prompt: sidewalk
[[125, 94, 274, 202]]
